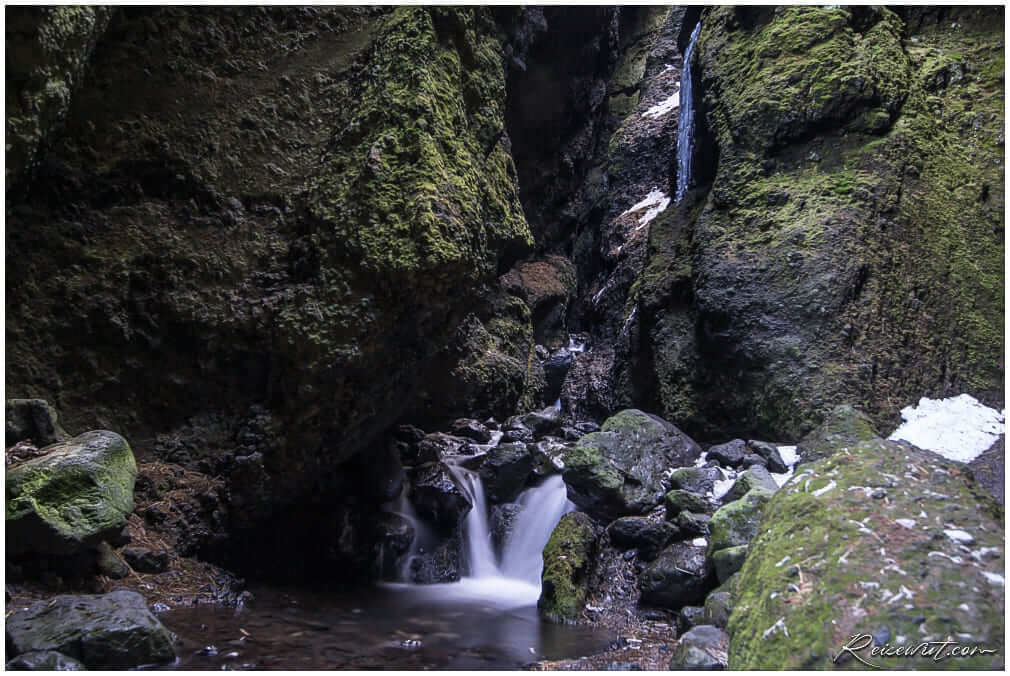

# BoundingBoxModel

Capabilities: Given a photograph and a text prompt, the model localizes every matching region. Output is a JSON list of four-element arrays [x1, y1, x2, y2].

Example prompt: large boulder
[[6, 430, 137, 555], [479, 442, 533, 503], [668, 466, 722, 495], [407, 462, 471, 531], [728, 434, 1004, 668], [539, 511, 597, 623], [638, 541, 715, 610], [562, 409, 701, 521], [6, 590, 175, 667], [722, 465, 778, 503], [6, 650, 86, 671], [607, 516, 679, 560]]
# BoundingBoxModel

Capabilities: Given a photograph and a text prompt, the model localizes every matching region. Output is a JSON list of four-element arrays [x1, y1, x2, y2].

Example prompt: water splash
[[675, 21, 702, 203]]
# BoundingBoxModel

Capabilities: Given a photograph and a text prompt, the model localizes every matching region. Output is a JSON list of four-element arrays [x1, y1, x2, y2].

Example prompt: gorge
[[5, 5, 1005, 670]]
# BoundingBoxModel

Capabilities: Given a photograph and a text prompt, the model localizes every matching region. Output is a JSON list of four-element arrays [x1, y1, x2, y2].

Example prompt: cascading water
[[674, 21, 702, 203], [446, 463, 500, 578], [499, 474, 574, 583]]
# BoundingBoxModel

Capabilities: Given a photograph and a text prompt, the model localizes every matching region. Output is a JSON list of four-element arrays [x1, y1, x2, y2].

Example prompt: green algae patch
[[539, 511, 598, 623], [728, 437, 1004, 669], [7, 430, 137, 555]]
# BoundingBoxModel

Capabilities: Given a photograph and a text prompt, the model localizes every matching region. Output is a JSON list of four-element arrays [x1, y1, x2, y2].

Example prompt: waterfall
[[446, 464, 501, 578], [499, 474, 574, 584], [675, 21, 702, 203]]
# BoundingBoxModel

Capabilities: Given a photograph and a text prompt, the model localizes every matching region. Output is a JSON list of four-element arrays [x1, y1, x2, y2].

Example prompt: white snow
[[691, 537, 707, 547], [620, 188, 671, 228], [943, 529, 974, 544], [642, 86, 680, 119], [713, 468, 736, 500], [771, 445, 799, 487], [895, 518, 917, 529], [811, 479, 837, 497], [888, 394, 1004, 463], [981, 571, 1005, 586], [693, 452, 709, 468]]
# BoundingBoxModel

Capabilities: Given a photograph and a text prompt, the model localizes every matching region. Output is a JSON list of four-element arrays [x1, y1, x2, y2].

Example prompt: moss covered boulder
[[707, 487, 775, 556], [728, 435, 1004, 668], [795, 404, 878, 466], [539, 511, 597, 623], [562, 409, 701, 522], [6, 430, 137, 555]]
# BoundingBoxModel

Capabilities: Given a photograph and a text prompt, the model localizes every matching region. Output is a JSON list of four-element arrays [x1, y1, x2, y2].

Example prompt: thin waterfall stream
[[675, 21, 702, 203]]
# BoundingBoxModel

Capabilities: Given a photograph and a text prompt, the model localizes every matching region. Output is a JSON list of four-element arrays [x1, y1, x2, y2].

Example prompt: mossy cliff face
[[5, 6, 113, 194], [6, 7, 529, 552], [647, 6, 1004, 438], [728, 434, 1004, 669]]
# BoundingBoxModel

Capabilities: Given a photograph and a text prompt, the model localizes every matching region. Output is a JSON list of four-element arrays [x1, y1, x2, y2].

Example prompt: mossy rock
[[723, 465, 778, 503], [664, 489, 713, 518], [6, 430, 137, 556], [707, 487, 775, 557], [712, 544, 748, 584], [795, 404, 878, 466], [728, 437, 1004, 669], [539, 511, 597, 623], [562, 409, 701, 522]]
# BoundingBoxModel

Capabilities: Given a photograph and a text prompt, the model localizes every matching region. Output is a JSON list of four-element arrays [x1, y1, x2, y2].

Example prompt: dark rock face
[[408, 463, 472, 532], [646, 6, 1003, 439], [121, 547, 170, 574], [409, 538, 463, 584], [490, 502, 523, 554], [563, 409, 701, 522], [6, 590, 175, 668], [795, 404, 877, 466], [478, 442, 533, 503], [638, 541, 715, 610], [449, 419, 493, 444], [5, 7, 533, 570], [746, 440, 788, 474]]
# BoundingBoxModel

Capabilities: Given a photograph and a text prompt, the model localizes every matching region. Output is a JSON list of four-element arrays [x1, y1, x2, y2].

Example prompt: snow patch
[[982, 571, 1005, 586], [771, 444, 799, 486], [642, 87, 680, 119], [620, 188, 670, 228], [691, 537, 707, 547], [943, 529, 974, 544], [888, 394, 1004, 463]]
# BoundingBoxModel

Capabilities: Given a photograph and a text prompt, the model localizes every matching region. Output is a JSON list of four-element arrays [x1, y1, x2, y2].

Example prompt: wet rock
[[607, 516, 679, 560], [95, 541, 130, 579], [574, 421, 601, 435], [665, 489, 713, 517], [408, 462, 472, 531], [703, 591, 733, 629], [394, 425, 427, 444], [491, 503, 523, 553], [740, 453, 766, 469], [795, 405, 877, 467], [6, 590, 175, 667], [723, 466, 778, 503], [678, 606, 706, 633], [539, 512, 597, 623], [707, 439, 747, 468], [6, 650, 86, 671], [668, 466, 721, 495], [410, 537, 462, 584], [676, 511, 712, 537], [502, 424, 535, 444], [712, 544, 748, 584], [7, 430, 136, 556], [543, 348, 576, 400], [417, 433, 469, 461], [449, 418, 493, 444], [746, 440, 788, 474], [518, 406, 563, 437], [559, 426, 584, 442], [479, 442, 533, 503], [6, 399, 69, 447], [638, 541, 715, 610], [563, 409, 701, 521], [670, 625, 729, 670], [122, 547, 170, 574], [708, 488, 775, 556], [531, 439, 568, 476]]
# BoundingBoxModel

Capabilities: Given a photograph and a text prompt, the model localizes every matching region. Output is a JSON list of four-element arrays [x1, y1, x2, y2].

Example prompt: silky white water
[[675, 21, 702, 203]]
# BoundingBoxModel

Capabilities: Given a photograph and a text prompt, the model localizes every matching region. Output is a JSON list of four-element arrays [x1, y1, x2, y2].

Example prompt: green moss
[[728, 437, 1004, 669], [708, 487, 775, 555], [538, 511, 597, 623]]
